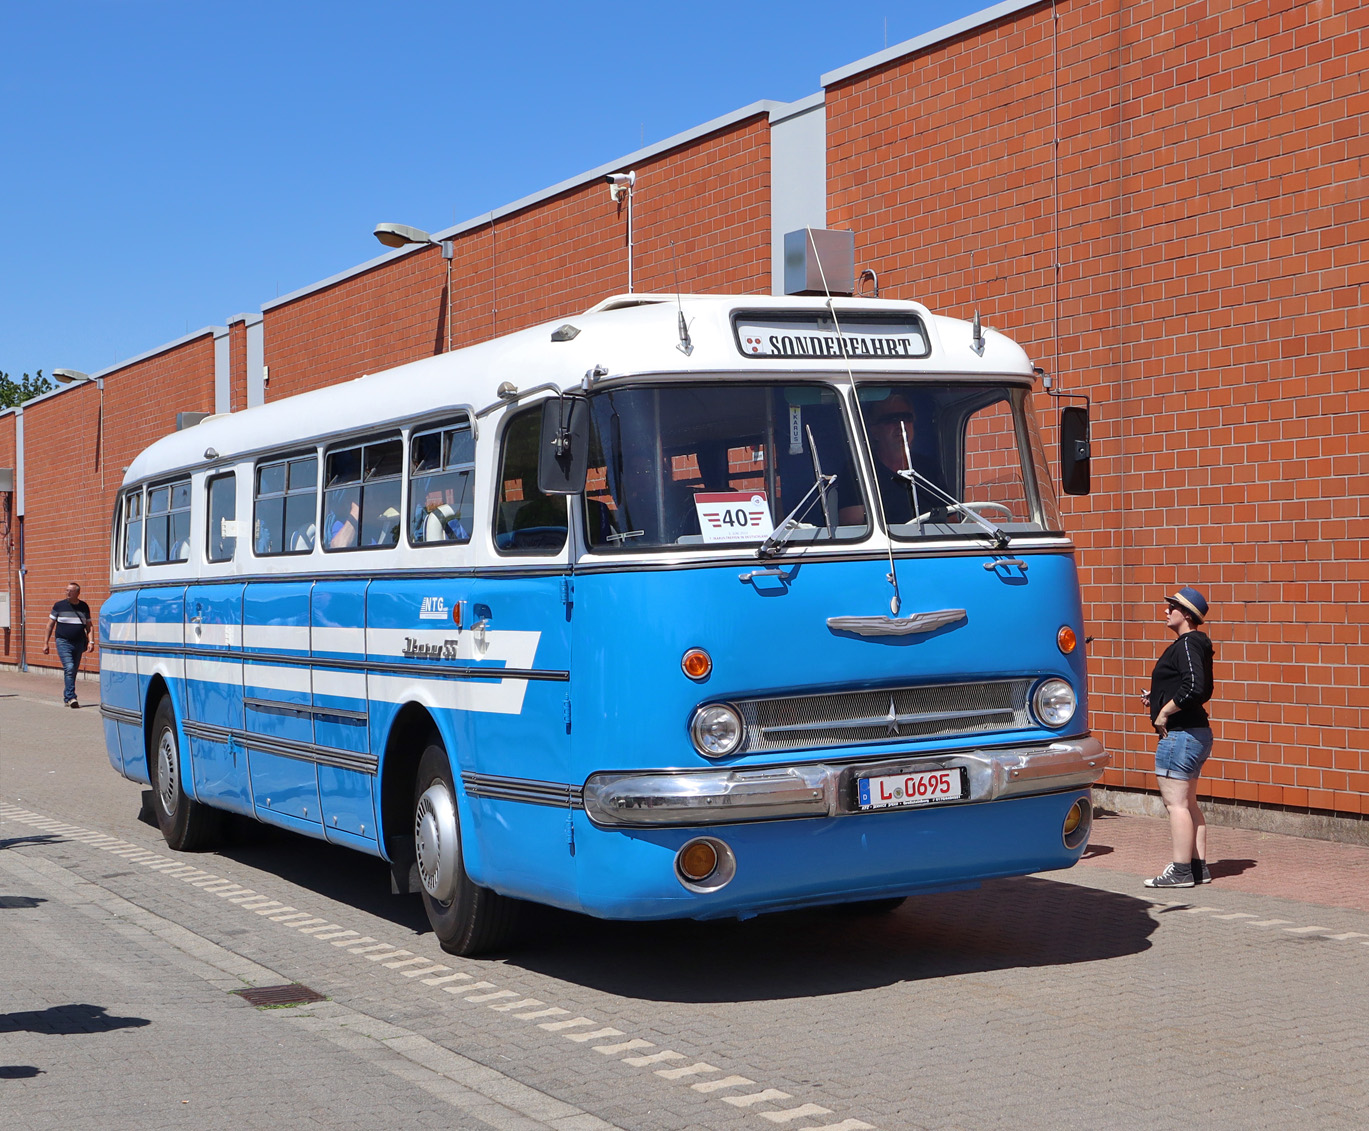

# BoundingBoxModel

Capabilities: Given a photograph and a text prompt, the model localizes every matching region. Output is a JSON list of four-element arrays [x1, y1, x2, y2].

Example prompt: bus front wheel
[[413, 740, 519, 956], [148, 696, 221, 852]]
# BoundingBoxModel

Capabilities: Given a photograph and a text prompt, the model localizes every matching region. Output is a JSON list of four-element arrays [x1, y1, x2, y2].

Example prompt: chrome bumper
[[582, 736, 1108, 828]]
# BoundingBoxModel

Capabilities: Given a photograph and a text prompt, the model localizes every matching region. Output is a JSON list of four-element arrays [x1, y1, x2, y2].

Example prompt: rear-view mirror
[[1060, 405, 1090, 496], [537, 394, 590, 495]]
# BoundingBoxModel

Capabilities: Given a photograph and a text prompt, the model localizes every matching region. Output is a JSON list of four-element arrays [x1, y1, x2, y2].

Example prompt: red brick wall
[[263, 117, 772, 399], [0, 413, 17, 664], [19, 336, 217, 675], [828, 0, 1369, 815], [228, 320, 248, 413]]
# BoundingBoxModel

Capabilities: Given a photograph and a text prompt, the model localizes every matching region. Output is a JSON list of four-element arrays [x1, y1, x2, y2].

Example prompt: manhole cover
[[233, 983, 326, 1007]]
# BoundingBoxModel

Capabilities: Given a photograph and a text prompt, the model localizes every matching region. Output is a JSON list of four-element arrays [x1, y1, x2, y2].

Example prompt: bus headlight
[[690, 703, 745, 758], [1032, 679, 1076, 729]]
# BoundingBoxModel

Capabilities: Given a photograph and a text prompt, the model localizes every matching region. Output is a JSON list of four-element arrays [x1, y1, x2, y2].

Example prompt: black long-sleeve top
[[1149, 630, 1215, 729]]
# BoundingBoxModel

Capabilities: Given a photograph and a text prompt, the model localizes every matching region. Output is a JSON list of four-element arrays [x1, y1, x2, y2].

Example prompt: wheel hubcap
[[414, 782, 459, 904], [157, 728, 178, 816]]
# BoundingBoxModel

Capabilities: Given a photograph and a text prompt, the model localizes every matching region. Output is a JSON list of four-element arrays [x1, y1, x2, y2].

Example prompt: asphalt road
[[2, 668, 1367, 1130]]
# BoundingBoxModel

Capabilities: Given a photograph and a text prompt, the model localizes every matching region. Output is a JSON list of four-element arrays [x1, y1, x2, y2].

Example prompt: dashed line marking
[[488, 997, 544, 1012], [400, 964, 451, 979], [465, 989, 521, 1003], [654, 1061, 719, 1079], [383, 955, 439, 970], [1246, 919, 1294, 928], [513, 1006, 569, 1020], [1208, 912, 1258, 921], [801, 1120, 874, 1131], [761, 1103, 834, 1123], [724, 1089, 794, 1107], [1328, 932, 1369, 941], [1284, 925, 1332, 935], [592, 1038, 654, 1055], [421, 972, 473, 987], [692, 1075, 756, 1092], [563, 1027, 625, 1043], [539, 1017, 599, 1031], [623, 1051, 686, 1067]]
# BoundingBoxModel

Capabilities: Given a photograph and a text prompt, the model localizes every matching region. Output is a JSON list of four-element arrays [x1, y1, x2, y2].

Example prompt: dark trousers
[[55, 637, 86, 703]]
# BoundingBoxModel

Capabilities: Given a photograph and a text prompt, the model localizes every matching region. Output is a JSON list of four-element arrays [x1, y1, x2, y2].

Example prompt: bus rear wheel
[[413, 740, 519, 956], [148, 696, 221, 852]]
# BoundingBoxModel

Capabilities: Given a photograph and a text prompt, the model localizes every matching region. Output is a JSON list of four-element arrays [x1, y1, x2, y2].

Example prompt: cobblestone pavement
[[2, 668, 1367, 1130]]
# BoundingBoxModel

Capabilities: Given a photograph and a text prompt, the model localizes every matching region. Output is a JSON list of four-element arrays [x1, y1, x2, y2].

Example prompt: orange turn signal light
[[678, 840, 719, 882], [682, 648, 712, 680], [1057, 626, 1077, 654]]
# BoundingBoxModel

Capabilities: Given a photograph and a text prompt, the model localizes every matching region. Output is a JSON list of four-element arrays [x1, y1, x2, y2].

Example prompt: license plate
[[857, 767, 965, 811]]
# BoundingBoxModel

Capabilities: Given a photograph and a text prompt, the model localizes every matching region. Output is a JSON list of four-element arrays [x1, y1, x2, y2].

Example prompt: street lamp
[[53, 369, 104, 490], [373, 223, 456, 352]]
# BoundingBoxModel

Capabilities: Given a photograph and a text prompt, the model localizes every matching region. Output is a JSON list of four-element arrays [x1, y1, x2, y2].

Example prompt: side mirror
[[1060, 405, 1091, 496], [537, 394, 590, 495]]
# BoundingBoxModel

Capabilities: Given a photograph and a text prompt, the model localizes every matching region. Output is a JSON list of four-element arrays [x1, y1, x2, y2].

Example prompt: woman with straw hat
[[1141, 586, 1216, 889]]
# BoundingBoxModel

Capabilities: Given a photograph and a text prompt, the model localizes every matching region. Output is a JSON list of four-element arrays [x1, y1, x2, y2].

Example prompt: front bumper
[[582, 735, 1107, 828]]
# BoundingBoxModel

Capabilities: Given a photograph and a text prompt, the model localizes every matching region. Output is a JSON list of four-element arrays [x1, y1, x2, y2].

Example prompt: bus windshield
[[850, 382, 1063, 540], [582, 382, 867, 551]]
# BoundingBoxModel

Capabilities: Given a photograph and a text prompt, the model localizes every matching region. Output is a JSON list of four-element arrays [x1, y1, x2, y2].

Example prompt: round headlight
[[690, 704, 745, 758], [1032, 679, 1077, 728]]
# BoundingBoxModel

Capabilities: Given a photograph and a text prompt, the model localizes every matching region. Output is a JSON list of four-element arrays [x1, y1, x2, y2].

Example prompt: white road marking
[[800, 1120, 874, 1130], [400, 964, 452, 978], [346, 941, 399, 954], [691, 1075, 756, 1093], [592, 1039, 654, 1055], [1284, 925, 1332, 935], [421, 972, 473, 986], [1246, 919, 1293, 928], [623, 1051, 686, 1067], [514, 1006, 570, 1020], [654, 1062, 719, 1079], [488, 998, 545, 1012], [723, 1090, 794, 1107], [1207, 912, 1258, 920], [539, 1017, 599, 1031], [1328, 932, 1369, 941], [465, 989, 520, 1002], [311, 928, 362, 941], [563, 1028, 626, 1043], [762, 1104, 835, 1123]]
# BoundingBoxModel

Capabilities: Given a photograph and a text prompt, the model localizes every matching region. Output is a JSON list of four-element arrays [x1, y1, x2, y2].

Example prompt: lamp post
[[53, 369, 104, 490], [373, 223, 456, 352]]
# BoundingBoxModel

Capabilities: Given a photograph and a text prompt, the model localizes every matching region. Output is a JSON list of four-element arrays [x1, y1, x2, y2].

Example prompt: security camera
[[605, 170, 635, 200]]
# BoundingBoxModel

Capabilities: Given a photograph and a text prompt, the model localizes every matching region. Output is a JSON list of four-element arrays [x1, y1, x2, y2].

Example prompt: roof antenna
[[969, 249, 985, 356], [670, 239, 693, 355]]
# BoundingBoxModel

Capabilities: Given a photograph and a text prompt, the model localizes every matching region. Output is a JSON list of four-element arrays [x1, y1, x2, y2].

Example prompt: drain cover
[[233, 983, 325, 1007]]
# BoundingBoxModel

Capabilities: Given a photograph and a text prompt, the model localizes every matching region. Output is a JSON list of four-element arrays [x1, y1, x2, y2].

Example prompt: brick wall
[[263, 116, 772, 400], [0, 412, 17, 665], [18, 335, 217, 675], [827, 0, 1369, 815]]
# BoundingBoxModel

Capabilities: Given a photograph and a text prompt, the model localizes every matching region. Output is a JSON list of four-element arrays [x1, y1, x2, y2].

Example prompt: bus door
[[242, 580, 321, 830], [311, 578, 377, 847], [182, 582, 250, 815], [99, 585, 142, 778]]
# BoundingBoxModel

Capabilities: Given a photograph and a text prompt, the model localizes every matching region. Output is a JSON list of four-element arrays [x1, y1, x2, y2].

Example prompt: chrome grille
[[736, 679, 1032, 754]]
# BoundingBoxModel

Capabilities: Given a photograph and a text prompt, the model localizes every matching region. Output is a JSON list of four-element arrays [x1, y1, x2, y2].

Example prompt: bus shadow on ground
[[512, 877, 1158, 1003], [207, 819, 1156, 1002]]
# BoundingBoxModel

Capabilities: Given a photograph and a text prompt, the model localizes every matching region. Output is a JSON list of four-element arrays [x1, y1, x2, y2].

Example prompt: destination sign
[[735, 315, 930, 361]]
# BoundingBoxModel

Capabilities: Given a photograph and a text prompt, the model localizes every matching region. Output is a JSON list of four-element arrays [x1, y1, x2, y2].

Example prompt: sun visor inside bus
[[537, 394, 590, 495]]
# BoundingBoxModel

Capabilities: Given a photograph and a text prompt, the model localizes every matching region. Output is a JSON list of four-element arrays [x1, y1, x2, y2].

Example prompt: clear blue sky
[[1, 1, 990, 380]]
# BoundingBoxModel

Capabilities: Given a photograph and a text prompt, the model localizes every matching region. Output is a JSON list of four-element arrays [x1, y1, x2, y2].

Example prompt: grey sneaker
[[1144, 863, 1195, 889], [69, 700, 80, 709]]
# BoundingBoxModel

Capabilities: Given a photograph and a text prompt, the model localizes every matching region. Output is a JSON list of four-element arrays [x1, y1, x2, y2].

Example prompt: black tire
[[148, 696, 222, 851], [413, 740, 520, 956]]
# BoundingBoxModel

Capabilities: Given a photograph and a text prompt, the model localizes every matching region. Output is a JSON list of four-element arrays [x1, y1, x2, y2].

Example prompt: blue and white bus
[[101, 293, 1106, 954]]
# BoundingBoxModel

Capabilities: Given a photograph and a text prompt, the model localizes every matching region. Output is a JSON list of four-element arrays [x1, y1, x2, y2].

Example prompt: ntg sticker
[[419, 597, 449, 620]]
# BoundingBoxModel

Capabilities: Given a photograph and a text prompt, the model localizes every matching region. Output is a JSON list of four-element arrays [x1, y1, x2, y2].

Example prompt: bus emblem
[[419, 597, 448, 620], [403, 636, 460, 660]]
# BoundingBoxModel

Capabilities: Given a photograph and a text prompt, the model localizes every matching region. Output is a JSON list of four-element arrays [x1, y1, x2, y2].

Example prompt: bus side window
[[255, 454, 317, 555], [409, 420, 474, 545], [146, 478, 191, 564], [206, 472, 237, 563], [494, 406, 566, 554], [324, 437, 402, 551], [122, 489, 144, 569]]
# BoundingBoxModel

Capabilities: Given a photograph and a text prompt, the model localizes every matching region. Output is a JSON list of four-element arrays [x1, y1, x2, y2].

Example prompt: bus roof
[[123, 294, 1035, 487]]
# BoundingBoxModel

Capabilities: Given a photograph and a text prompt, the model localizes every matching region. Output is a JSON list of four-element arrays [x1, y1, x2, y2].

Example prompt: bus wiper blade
[[899, 468, 1011, 549], [756, 473, 837, 559]]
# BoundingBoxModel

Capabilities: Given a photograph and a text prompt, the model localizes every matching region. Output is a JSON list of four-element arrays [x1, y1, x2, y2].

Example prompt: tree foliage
[[0, 370, 53, 409]]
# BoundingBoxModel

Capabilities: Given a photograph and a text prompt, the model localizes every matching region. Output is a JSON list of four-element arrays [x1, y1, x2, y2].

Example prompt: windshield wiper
[[756, 470, 837, 559], [899, 468, 1011, 549]]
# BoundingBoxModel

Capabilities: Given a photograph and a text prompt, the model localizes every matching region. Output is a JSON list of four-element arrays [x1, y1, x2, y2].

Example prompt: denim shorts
[[1155, 727, 1214, 780]]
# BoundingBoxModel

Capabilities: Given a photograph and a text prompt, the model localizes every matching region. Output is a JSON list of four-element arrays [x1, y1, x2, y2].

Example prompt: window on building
[[254, 454, 318, 555], [323, 436, 403, 551], [409, 419, 474, 546], [206, 473, 237, 563], [146, 478, 192, 565]]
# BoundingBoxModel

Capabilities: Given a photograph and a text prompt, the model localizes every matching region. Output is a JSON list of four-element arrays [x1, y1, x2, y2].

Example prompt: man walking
[[43, 581, 96, 708]]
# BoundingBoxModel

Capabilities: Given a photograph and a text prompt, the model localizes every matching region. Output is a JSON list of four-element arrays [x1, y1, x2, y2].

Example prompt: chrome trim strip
[[462, 772, 583, 808], [582, 736, 1108, 828], [826, 609, 966, 636], [182, 719, 378, 775], [243, 696, 368, 723], [100, 703, 142, 726]]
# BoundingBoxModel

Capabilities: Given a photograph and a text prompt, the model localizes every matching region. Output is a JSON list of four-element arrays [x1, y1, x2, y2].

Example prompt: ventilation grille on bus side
[[735, 679, 1033, 754]]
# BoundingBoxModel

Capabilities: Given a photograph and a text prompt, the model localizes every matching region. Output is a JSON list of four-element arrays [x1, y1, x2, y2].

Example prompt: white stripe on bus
[[136, 621, 185, 644], [314, 669, 367, 699], [242, 663, 312, 694], [311, 625, 366, 655], [368, 672, 531, 716], [242, 623, 311, 652], [366, 627, 540, 666], [185, 657, 243, 685]]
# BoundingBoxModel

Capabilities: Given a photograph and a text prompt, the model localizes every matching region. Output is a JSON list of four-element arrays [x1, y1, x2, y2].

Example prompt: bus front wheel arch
[[146, 693, 222, 852]]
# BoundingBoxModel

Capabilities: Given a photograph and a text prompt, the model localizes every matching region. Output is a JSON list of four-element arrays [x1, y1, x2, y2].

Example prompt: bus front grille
[[736, 679, 1033, 754]]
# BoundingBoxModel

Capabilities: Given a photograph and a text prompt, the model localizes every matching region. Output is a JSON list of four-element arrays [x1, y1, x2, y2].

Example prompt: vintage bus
[[100, 293, 1107, 954]]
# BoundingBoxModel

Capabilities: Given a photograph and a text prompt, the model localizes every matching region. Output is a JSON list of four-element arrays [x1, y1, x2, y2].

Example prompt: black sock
[[1191, 857, 1205, 874]]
